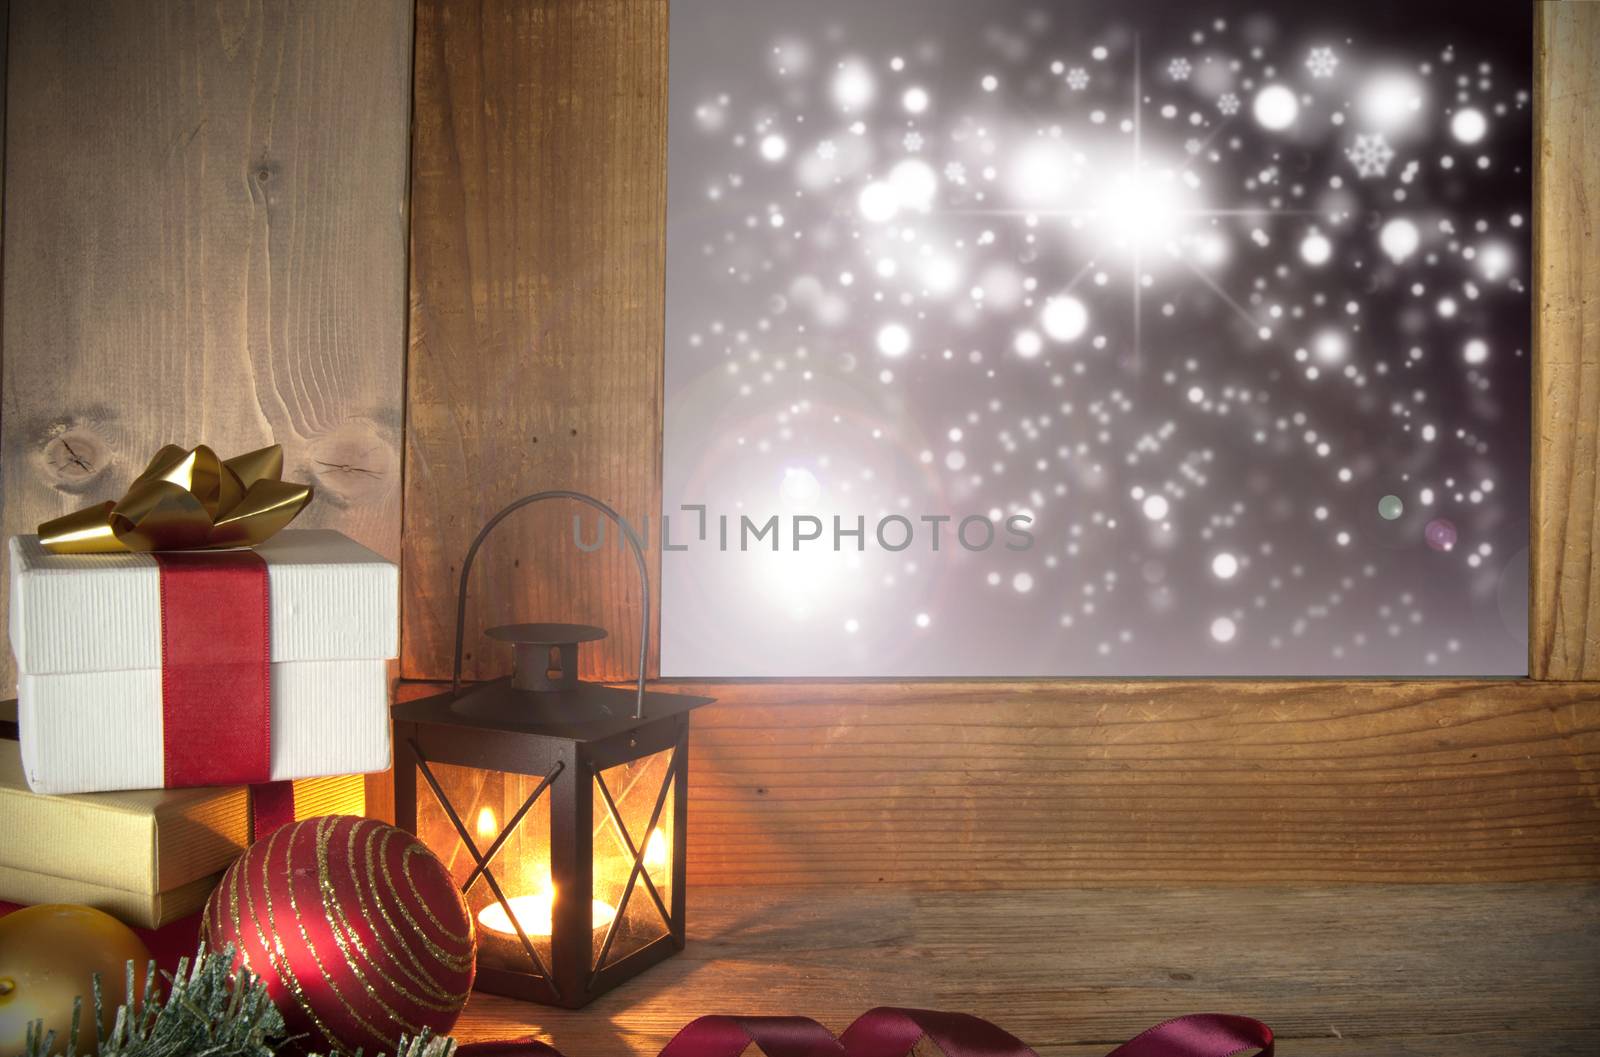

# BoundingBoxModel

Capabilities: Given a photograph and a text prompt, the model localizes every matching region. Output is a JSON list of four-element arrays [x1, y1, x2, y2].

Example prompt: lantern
[[394, 491, 713, 1007]]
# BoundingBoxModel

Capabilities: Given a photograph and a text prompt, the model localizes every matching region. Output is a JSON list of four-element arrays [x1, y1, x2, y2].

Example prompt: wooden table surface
[[451, 884, 1599, 1056]]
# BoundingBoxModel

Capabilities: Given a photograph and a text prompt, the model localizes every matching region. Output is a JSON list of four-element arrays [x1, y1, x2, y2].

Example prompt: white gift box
[[9, 529, 397, 794]]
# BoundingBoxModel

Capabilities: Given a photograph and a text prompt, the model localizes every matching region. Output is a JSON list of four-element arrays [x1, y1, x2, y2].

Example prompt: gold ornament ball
[[0, 905, 150, 1054]]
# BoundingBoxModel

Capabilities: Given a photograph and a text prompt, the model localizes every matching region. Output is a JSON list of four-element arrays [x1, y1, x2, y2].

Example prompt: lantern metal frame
[[393, 491, 712, 1008]]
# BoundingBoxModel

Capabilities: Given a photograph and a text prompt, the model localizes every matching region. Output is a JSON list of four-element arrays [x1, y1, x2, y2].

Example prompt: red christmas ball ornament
[[203, 816, 474, 1054]]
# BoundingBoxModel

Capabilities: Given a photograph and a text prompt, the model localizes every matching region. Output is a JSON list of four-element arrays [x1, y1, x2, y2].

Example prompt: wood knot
[[305, 421, 397, 508], [249, 161, 282, 207], [40, 428, 112, 493]]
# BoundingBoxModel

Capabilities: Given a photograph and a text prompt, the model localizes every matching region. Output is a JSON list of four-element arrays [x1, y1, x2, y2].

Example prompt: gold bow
[[38, 444, 313, 554]]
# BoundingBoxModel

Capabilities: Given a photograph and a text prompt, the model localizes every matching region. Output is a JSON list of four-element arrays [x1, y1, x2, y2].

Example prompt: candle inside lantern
[[477, 892, 617, 938], [468, 806, 671, 938], [470, 806, 620, 938]]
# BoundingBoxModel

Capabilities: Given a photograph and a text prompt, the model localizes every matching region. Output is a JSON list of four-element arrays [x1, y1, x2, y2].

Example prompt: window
[[662, 0, 1532, 677]]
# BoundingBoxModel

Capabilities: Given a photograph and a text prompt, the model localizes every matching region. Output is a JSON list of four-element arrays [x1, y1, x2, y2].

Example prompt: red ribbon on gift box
[[155, 552, 271, 787], [153, 551, 295, 839], [458, 1008, 1272, 1057]]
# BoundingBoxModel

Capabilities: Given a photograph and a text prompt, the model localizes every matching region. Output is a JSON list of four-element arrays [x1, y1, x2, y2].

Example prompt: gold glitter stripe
[[230, 832, 311, 1030], [403, 843, 477, 954], [403, 841, 472, 943], [365, 824, 473, 973], [378, 828, 473, 952], [367, 823, 475, 977], [235, 823, 347, 1053], [318, 818, 467, 1013], [341, 822, 467, 1001], [286, 817, 418, 1045], [354, 826, 464, 985]]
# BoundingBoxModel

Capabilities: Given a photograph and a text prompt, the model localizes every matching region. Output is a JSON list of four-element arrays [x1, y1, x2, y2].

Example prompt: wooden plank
[[1534, 0, 1600, 679], [0, 0, 413, 696], [451, 883, 1600, 1057], [688, 680, 1600, 885], [396, 678, 1600, 884], [405, 0, 668, 683]]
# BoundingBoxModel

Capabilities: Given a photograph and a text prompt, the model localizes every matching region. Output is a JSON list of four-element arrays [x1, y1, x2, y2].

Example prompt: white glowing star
[[876, 323, 911, 358], [858, 181, 899, 223], [832, 60, 876, 112], [1451, 108, 1488, 144], [1041, 296, 1089, 342], [1360, 73, 1424, 131], [1253, 84, 1299, 130], [759, 134, 788, 162], [1379, 218, 1420, 261], [1300, 229, 1333, 266], [889, 159, 938, 212]]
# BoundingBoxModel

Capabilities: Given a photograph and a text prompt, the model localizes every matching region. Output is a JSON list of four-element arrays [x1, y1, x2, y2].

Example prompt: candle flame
[[476, 807, 497, 839], [477, 894, 617, 938], [645, 829, 669, 869]]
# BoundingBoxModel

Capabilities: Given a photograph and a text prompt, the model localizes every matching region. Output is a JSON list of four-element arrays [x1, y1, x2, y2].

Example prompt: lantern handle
[[451, 490, 650, 719]]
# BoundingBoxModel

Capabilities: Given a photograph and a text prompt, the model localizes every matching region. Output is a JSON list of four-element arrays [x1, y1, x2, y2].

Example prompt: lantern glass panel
[[414, 758, 557, 979], [592, 747, 676, 971]]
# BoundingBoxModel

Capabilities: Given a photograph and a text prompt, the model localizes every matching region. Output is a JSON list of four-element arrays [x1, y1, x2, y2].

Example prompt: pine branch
[[19, 949, 458, 1057]]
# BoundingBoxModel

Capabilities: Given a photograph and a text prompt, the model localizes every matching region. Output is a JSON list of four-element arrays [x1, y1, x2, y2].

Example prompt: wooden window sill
[[453, 883, 1600, 1056]]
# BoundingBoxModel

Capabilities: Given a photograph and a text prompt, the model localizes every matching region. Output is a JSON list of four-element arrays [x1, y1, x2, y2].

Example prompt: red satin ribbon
[[1105, 1014, 1273, 1057], [458, 1009, 1272, 1057], [154, 550, 295, 839], [155, 551, 272, 787], [249, 778, 298, 840]]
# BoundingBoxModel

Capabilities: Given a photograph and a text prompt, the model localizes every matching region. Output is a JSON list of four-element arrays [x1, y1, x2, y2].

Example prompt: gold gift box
[[0, 709, 363, 927]]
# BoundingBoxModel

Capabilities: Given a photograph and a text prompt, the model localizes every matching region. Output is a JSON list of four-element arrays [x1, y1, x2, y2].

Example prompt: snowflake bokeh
[[663, 0, 1532, 677], [1347, 132, 1395, 178]]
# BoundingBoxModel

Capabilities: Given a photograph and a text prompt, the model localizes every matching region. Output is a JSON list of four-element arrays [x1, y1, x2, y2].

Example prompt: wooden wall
[[1534, 0, 1600, 681], [406, 0, 667, 685], [4, 0, 1598, 886], [0, 0, 413, 692]]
